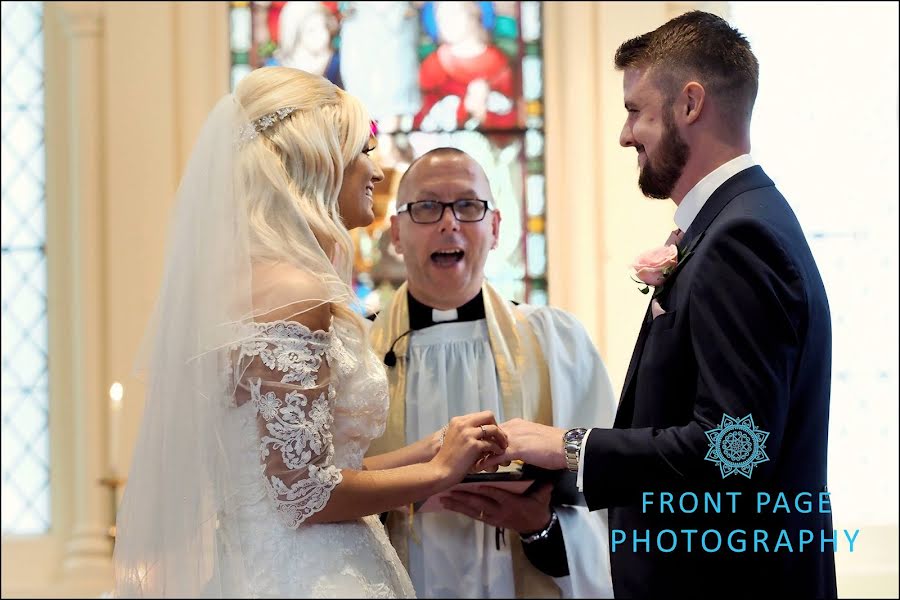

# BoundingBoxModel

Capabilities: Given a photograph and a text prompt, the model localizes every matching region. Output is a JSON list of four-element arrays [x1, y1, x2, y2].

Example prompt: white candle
[[109, 382, 123, 475]]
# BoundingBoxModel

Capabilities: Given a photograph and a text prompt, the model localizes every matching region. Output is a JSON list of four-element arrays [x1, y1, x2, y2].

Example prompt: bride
[[113, 67, 506, 598]]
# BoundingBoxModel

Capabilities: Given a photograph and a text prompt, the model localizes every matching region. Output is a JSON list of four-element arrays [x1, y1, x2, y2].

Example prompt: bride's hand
[[431, 411, 508, 483]]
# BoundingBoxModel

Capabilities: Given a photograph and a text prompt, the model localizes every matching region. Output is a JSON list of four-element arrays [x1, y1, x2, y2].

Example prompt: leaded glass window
[[229, 1, 547, 312], [1, 0, 50, 535]]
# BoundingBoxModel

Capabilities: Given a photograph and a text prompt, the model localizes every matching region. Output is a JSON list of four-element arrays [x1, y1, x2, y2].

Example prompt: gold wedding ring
[[480, 425, 487, 440]]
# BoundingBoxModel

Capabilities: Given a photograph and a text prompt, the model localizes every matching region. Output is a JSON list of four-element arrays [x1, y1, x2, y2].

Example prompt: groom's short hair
[[614, 10, 759, 131]]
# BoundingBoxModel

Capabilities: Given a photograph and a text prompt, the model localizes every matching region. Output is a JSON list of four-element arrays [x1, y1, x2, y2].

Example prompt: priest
[[368, 148, 615, 598]]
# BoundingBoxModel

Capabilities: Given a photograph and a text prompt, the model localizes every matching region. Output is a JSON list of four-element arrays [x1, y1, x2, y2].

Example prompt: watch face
[[565, 428, 586, 442]]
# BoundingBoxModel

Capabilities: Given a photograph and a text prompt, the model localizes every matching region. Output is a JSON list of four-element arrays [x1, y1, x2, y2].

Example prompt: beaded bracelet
[[520, 509, 558, 544]]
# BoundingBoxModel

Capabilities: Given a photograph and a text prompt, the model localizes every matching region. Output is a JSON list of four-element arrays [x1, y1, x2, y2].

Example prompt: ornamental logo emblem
[[704, 414, 770, 479]]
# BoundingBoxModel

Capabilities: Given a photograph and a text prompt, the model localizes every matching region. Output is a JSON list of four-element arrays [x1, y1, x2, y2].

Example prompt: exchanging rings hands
[[433, 411, 508, 481]]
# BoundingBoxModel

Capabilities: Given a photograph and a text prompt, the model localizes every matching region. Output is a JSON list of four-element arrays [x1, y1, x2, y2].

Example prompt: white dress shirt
[[576, 154, 756, 491], [674, 153, 757, 233]]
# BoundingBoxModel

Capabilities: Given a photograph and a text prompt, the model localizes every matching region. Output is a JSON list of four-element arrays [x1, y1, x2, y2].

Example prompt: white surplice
[[403, 305, 616, 598]]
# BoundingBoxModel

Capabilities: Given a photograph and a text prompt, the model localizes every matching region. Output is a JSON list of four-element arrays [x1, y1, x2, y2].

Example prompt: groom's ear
[[679, 81, 706, 126]]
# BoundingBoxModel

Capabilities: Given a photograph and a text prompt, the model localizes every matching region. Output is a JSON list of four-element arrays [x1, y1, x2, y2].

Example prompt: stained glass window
[[229, 1, 546, 313], [1, 0, 50, 535]]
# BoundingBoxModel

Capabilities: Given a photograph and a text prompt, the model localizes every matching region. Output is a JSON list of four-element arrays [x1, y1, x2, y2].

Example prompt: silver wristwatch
[[563, 427, 588, 472]]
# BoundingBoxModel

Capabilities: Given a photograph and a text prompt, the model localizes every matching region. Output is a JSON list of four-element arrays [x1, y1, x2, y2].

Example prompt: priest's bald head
[[390, 148, 501, 310]]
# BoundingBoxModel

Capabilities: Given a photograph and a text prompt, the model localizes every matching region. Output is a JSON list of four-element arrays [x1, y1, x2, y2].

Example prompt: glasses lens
[[453, 200, 487, 222], [409, 201, 443, 223]]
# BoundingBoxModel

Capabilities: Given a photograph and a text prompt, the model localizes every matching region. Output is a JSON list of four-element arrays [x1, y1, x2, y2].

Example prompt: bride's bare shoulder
[[251, 262, 333, 331]]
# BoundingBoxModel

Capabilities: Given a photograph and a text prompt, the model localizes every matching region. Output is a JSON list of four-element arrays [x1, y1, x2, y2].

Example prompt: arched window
[[229, 1, 547, 312]]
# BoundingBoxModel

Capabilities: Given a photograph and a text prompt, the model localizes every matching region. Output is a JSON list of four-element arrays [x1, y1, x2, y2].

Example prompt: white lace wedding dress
[[216, 318, 415, 598]]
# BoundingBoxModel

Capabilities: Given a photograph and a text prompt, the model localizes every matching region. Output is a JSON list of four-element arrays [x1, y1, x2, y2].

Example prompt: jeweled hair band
[[238, 106, 298, 144], [238, 106, 378, 146]]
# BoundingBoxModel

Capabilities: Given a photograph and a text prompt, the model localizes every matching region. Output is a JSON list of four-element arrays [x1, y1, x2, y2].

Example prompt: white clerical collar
[[407, 290, 486, 330], [432, 308, 459, 323], [674, 154, 756, 233]]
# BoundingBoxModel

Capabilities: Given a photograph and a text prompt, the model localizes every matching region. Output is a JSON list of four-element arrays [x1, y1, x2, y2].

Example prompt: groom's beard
[[639, 109, 690, 200]]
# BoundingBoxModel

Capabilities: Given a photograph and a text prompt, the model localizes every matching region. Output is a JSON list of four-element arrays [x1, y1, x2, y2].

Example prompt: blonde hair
[[234, 66, 371, 328]]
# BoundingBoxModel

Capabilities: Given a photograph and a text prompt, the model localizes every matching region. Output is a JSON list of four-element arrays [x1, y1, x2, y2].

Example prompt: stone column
[[55, 1, 113, 581]]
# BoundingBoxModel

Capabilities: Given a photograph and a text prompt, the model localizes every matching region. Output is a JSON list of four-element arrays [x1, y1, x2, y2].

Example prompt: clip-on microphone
[[383, 329, 412, 367]]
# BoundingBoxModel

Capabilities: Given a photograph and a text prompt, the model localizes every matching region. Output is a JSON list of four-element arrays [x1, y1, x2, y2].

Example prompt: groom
[[485, 11, 837, 598]]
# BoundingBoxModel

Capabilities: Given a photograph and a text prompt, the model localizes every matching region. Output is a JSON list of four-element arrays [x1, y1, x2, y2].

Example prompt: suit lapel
[[615, 166, 775, 425]]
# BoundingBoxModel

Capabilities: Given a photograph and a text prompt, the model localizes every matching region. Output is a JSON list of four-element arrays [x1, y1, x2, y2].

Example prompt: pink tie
[[665, 228, 684, 247]]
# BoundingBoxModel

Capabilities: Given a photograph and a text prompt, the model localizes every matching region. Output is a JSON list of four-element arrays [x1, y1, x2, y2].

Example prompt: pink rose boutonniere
[[630, 244, 679, 295]]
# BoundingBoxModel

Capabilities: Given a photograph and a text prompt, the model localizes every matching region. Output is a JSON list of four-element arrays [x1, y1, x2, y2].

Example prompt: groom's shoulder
[[711, 190, 806, 253], [720, 172, 797, 230]]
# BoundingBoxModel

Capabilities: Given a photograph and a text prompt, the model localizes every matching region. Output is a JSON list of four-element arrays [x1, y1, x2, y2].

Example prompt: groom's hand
[[440, 482, 554, 533], [480, 418, 568, 472]]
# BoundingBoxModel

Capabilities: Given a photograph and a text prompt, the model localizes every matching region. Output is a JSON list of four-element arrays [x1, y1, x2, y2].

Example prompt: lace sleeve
[[238, 320, 343, 528]]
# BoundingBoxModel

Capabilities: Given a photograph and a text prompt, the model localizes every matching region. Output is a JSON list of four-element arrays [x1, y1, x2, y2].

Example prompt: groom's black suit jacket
[[583, 166, 837, 598]]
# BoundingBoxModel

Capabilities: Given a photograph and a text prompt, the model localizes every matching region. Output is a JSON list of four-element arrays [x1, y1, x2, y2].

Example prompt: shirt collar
[[674, 154, 756, 233], [407, 290, 486, 331]]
